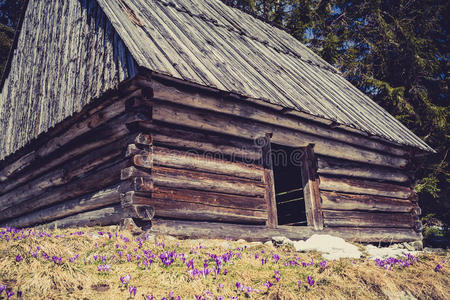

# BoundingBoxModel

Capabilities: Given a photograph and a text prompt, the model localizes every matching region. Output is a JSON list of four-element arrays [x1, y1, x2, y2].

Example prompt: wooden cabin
[[0, 0, 434, 242]]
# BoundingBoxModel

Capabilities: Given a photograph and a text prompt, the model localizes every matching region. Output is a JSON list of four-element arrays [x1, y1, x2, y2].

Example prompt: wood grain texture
[[323, 210, 414, 228], [321, 191, 415, 213], [0, 0, 137, 160], [3, 184, 121, 228], [150, 219, 422, 242], [151, 101, 409, 168], [319, 176, 413, 199]]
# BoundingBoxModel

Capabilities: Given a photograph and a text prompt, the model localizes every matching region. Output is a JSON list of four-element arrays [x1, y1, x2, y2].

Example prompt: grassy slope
[[0, 226, 448, 299]]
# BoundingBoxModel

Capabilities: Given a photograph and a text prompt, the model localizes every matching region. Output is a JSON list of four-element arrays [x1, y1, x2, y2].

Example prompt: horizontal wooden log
[[152, 102, 408, 168], [121, 165, 265, 197], [0, 113, 145, 196], [151, 186, 266, 211], [152, 166, 265, 197], [323, 210, 414, 228], [151, 80, 407, 157], [3, 185, 121, 228], [317, 156, 410, 183], [40, 205, 125, 229], [0, 160, 129, 222], [321, 191, 415, 213], [137, 122, 261, 161], [319, 176, 413, 199], [132, 146, 264, 181], [149, 219, 422, 242], [0, 151, 36, 182], [0, 134, 132, 211], [124, 192, 266, 224]]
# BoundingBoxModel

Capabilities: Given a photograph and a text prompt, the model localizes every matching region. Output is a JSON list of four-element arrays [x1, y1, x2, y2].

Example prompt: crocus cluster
[[97, 264, 111, 272], [375, 254, 417, 270]]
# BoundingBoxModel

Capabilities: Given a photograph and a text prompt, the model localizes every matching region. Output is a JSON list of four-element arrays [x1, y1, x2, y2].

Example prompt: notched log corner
[[120, 191, 155, 234]]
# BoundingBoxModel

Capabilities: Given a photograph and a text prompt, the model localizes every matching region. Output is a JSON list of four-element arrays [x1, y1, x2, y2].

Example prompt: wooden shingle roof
[[96, 0, 433, 152]]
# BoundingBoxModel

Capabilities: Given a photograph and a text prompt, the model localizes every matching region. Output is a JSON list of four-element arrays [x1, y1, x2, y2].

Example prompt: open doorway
[[271, 144, 307, 226]]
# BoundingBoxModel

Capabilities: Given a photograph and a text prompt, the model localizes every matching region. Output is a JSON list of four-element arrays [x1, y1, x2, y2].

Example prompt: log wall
[[0, 74, 423, 242], [0, 83, 147, 228]]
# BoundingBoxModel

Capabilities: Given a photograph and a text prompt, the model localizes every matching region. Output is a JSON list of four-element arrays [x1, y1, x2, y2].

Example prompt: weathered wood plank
[[151, 79, 408, 157], [121, 165, 265, 197], [123, 192, 266, 224], [301, 145, 323, 230], [0, 151, 36, 182], [319, 176, 413, 199], [132, 146, 264, 181], [40, 205, 124, 229], [149, 186, 266, 211], [317, 156, 410, 183], [0, 112, 145, 196], [321, 191, 415, 213], [137, 122, 262, 161], [4, 184, 121, 228], [149, 219, 421, 242], [0, 160, 128, 222], [323, 210, 414, 228], [151, 102, 408, 168], [152, 166, 265, 197], [260, 134, 278, 228]]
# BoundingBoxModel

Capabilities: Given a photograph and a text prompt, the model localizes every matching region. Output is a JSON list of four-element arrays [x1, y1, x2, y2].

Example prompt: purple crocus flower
[[146, 295, 154, 300], [273, 254, 280, 262], [128, 286, 137, 297], [16, 254, 22, 262], [435, 264, 443, 272], [235, 282, 242, 290], [6, 290, 14, 298], [218, 283, 224, 289], [0, 285, 6, 294], [265, 281, 273, 288], [320, 260, 327, 269], [307, 276, 315, 287], [297, 280, 302, 288]]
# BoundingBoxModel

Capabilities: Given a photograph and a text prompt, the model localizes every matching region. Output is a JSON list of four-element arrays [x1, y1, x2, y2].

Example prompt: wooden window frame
[[261, 134, 323, 230]]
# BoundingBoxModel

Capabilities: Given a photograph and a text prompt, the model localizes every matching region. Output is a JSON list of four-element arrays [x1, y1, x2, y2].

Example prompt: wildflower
[[307, 276, 314, 287], [16, 254, 22, 262], [273, 254, 280, 262], [261, 258, 267, 265], [129, 286, 137, 297], [6, 290, 14, 298], [297, 281, 302, 288], [0, 285, 6, 294], [254, 253, 259, 259], [235, 282, 242, 290], [146, 296, 154, 300], [435, 264, 443, 272], [265, 281, 273, 288], [120, 274, 132, 287], [320, 260, 327, 269], [219, 283, 224, 289], [17, 290, 22, 297]]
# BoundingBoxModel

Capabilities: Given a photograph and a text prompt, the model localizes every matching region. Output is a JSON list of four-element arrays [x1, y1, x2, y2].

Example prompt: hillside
[[0, 226, 448, 299]]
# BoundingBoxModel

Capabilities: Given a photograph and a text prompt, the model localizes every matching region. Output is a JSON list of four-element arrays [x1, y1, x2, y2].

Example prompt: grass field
[[0, 226, 448, 299]]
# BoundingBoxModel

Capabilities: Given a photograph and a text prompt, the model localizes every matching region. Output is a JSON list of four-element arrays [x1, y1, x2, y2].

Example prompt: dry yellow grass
[[0, 226, 448, 299]]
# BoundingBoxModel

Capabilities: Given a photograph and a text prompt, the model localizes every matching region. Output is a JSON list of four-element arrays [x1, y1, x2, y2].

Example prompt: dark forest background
[[0, 0, 448, 233]]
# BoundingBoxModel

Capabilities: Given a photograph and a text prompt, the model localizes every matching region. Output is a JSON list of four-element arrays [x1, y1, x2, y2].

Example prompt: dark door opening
[[271, 144, 307, 226]]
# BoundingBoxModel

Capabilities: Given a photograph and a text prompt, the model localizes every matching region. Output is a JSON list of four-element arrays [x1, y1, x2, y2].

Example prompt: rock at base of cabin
[[272, 236, 294, 247], [293, 234, 362, 260], [365, 244, 419, 260]]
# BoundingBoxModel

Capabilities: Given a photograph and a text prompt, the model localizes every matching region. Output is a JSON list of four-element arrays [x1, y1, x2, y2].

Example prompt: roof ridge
[[155, 0, 340, 74]]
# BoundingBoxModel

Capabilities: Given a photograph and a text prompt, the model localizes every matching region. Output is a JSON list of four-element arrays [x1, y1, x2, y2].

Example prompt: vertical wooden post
[[301, 144, 323, 230], [261, 133, 278, 228]]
